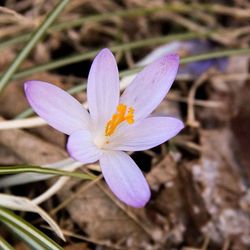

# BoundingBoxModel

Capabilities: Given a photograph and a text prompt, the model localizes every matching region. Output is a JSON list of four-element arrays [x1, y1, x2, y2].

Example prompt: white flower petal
[[120, 54, 179, 120], [25, 81, 90, 135], [100, 151, 150, 207], [108, 117, 184, 151], [67, 130, 102, 164], [87, 48, 120, 130]]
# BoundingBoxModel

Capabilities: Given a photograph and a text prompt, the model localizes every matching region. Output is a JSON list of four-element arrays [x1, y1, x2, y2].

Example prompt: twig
[[0, 117, 46, 129], [42, 226, 125, 250], [173, 140, 202, 153], [32, 177, 70, 205], [97, 182, 155, 241], [50, 174, 103, 215], [221, 238, 230, 250], [201, 236, 210, 250], [32, 163, 83, 205], [0, 6, 32, 24], [168, 92, 224, 108], [186, 71, 211, 127], [160, 12, 231, 45]]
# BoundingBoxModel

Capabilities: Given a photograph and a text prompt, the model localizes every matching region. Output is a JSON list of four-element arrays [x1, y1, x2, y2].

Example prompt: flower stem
[[0, 0, 69, 93]]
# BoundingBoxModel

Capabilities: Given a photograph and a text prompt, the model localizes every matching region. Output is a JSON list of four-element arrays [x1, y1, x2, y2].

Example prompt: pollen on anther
[[105, 103, 134, 136]]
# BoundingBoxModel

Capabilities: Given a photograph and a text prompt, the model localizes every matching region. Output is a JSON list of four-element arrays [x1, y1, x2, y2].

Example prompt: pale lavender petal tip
[[99, 47, 113, 56], [177, 119, 185, 131], [24, 81, 29, 92], [160, 53, 180, 76], [164, 53, 180, 63], [24, 80, 37, 95], [169, 117, 185, 132]]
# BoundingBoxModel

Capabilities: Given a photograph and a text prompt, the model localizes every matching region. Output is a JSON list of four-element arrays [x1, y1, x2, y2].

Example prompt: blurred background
[[0, 0, 250, 249]]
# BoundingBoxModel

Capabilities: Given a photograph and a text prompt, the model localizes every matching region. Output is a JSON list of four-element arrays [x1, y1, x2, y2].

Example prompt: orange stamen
[[105, 104, 134, 136]]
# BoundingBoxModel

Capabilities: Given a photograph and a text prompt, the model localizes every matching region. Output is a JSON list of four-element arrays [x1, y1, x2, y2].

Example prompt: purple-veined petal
[[107, 117, 184, 151], [67, 130, 102, 163], [87, 48, 120, 130], [24, 81, 90, 135], [120, 54, 179, 120], [100, 151, 150, 207]]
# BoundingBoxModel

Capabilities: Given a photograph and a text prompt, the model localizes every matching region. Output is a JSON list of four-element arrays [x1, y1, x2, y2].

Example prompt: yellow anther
[[117, 104, 126, 113], [126, 107, 134, 124], [105, 103, 134, 136]]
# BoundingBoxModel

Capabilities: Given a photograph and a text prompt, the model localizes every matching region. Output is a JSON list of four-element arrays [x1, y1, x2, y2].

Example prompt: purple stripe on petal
[[24, 81, 90, 135], [120, 54, 179, 121], [67, 130, 102, 164], [107, 116, 184, 151], [87, 48, 120, 131], [100, 151, 150, 208]]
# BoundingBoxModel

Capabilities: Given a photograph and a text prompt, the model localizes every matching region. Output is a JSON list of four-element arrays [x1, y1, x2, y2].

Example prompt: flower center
[[105, 103, 134, 137]]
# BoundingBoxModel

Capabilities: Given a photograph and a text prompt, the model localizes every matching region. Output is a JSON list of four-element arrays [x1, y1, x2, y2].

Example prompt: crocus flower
[[24, 48, 184, 207]]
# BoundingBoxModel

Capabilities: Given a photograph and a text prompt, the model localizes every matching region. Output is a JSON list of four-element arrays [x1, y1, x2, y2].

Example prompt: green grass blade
[[0, 159, 82, 188], [0, 208, 63, 250], [0, 193, 64, 240], [10, 40, 250, 82], [0, 0, 69, 93], [10, 32, 199, 80], [0, 236, 14, 250], [0, 165, 94, 180], [2, 222, 45, 250]]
